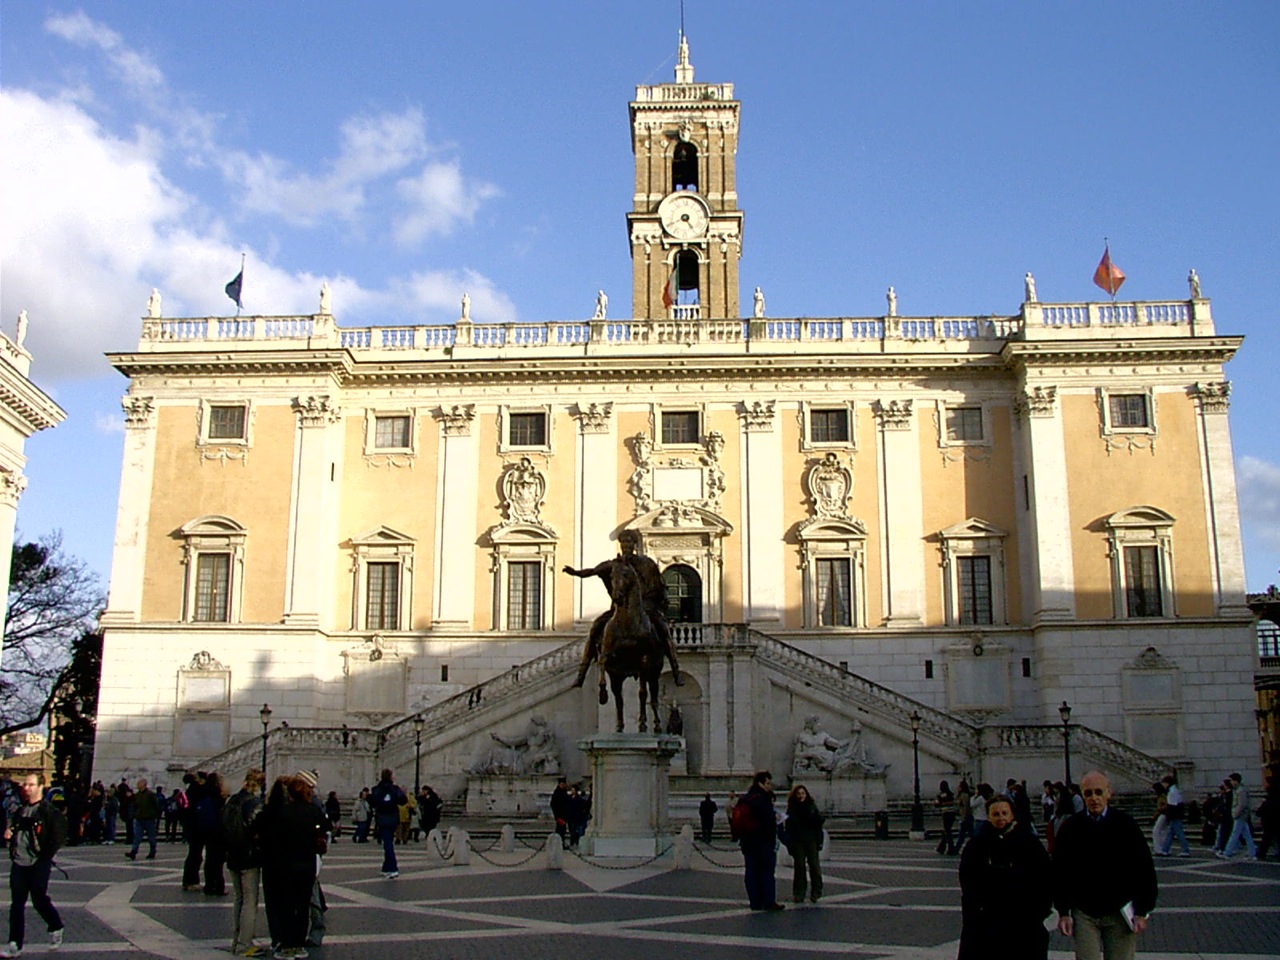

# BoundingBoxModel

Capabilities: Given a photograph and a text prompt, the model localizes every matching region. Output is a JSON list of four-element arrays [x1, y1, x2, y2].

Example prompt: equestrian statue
[[562, 530, 682, 732]]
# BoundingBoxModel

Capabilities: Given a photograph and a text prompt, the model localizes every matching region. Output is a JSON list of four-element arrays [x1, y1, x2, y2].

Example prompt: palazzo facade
[[92, 39, 1256, 800]]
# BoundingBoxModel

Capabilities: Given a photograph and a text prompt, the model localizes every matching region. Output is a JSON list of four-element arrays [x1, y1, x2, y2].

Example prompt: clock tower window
[[672, 141, 698, 192], [672, 249, 701, 309]]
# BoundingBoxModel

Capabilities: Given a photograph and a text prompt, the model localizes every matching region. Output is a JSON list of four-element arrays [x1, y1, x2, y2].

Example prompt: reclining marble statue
[[562, 530, 683, 731], [792, 715, 887, 777], [469, 714, 562, 776]]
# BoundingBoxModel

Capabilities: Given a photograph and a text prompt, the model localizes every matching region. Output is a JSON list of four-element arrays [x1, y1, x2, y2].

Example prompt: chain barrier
[[429, 831, 455, 861], [471, 843, 545, 867], [692, 840, 741, 868], [566, 841, 675, 870]]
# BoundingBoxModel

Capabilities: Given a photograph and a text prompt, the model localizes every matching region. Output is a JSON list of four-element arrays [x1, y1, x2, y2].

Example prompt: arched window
[[663, 564, 702, 623], [672, 141, 698, 192], [674, 248, 700, 305]]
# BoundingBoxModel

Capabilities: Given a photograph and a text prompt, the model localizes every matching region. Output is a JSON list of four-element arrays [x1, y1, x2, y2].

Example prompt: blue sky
[[2, 1, 1278, 593]]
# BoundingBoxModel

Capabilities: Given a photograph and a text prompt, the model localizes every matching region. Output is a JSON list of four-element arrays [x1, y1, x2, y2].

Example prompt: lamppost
[[258, 703, 272, 799], [910, 710, 924, 837], [413, 714, 425, 795], [1059, 700, 1073, 785]]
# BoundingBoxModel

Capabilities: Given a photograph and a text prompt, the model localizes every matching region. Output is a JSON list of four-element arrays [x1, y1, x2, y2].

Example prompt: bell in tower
[[627, 33, 743, 321]]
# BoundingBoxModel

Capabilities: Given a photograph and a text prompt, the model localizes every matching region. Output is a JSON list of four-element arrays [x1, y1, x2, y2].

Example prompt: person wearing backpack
[[1, 773, 66, 957], [737, 771, 785, 912], [225, 770, 266, 957], [370, 769, 406, 878]]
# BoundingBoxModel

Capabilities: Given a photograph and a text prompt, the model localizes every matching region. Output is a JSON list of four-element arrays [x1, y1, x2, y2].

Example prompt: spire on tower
[[675, 31, 694, 84]]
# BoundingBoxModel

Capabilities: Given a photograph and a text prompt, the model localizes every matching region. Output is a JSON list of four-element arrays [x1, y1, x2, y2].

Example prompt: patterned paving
[[3, 835, 1277, 958]]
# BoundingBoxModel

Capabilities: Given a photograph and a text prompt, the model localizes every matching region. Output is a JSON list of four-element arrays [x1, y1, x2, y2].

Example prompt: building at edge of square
[[92, 35, 1256, 804]]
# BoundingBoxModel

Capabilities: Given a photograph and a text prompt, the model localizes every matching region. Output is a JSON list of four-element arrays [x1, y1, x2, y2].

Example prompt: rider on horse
[[562, 530, 683, 688]]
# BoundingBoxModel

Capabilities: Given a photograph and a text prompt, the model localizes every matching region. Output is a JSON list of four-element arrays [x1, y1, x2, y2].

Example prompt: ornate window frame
[[488, 522, 557, 631], [498, 403, 554, 455], [1104, 506, 1176, 619], [625, 506, 733, 624], [935, 400, 993, 448], [363, 408, 416, 459], [197, 399, 254, 447], [348, 527, 415, 631], [799, 400, 857, 452], [653, 402, 706, 452], [1098, 387, 1158, 454], [179, 516, 247, 623], [937, 518, 1007, 626], [797, 517, 868, 629]]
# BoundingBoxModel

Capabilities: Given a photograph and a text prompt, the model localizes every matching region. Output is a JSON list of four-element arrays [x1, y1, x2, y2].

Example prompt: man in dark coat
[[1053, 770, 1158, 959], [699, 793, 718, 842], [737, 771, 784, 911]]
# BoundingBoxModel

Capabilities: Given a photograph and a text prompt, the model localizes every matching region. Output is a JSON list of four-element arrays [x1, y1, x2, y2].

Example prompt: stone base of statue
[[465, 774, 560, 817], [790, 769, 889, 815], [577, 733, 684, 857]]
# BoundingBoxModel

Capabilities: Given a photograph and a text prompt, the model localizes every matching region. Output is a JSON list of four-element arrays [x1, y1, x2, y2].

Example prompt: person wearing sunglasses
[[1052, 771, 1158, 959]]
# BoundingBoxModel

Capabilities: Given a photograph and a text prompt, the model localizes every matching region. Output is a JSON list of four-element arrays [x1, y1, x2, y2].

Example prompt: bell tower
[[628, 34, 743, 321]]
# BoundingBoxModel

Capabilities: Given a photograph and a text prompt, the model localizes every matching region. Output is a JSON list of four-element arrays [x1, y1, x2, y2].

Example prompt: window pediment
[[939, 517, 1007, 540], [350, 526, 415, 549], [797, 516, 867, 542], [1105, 505, 1175, 530]]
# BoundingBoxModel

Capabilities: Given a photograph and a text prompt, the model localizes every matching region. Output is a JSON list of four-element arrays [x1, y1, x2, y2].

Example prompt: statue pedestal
[[465, 775, 560, 817], [792, 770, 889, 815], [578, 733, 683, 857]]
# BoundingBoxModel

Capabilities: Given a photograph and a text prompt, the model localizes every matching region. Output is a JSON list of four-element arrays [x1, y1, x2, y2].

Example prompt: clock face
[[658, 193, 709, 241]]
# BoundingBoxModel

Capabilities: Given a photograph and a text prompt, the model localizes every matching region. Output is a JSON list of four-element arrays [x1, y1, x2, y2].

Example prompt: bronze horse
[[597, 559, 664, 733]]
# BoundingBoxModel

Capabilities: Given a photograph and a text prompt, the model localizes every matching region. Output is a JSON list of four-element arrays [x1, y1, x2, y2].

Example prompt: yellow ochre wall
[[1062, 391, 1213, 619]]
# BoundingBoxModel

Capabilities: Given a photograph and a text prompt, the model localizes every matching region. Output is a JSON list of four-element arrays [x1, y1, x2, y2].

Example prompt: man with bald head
[[1052, 770, 1158, 959]]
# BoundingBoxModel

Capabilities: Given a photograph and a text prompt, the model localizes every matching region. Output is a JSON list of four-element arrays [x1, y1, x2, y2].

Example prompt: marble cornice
[[1002, 337, 1242, 369]]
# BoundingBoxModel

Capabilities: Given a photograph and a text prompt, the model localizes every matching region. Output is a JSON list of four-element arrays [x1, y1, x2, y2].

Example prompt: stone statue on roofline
[[1024, 272, 1037, 303], [1188, 268, 1202, 298]]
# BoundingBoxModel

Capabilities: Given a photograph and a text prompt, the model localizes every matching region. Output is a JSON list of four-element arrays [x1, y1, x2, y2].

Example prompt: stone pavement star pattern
[[4, 836, 1277, 959]]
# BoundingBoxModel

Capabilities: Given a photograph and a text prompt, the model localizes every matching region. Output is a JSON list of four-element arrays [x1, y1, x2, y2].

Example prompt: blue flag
[[225, 269, 244, 308]]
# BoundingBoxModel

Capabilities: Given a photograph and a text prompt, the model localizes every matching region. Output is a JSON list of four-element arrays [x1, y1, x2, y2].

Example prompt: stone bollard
[[426, 828, 445, 860], [778, 840, 793, 868], [820, 827, 830, 861], [545, 832, 564, 870], [673, 824, 694, 870], [500, 824, 515, 853], [449, 826, 471, 866]]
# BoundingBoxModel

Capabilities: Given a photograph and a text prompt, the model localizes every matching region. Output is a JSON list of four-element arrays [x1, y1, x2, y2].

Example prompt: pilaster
[[1016, 385, 1076, 620], [433, 405, 478, 631], [283, 395, 341, 626], [1190, 382, 1249, 614], [101, 395, 157, 627], [873, 399, 925, 627], [572, 403, 616, 625], [739, 400, 782, 623]]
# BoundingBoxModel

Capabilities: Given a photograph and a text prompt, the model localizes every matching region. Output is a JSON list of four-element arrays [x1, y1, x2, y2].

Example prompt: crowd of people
[[2, 757, 1275, 959], [727, 761, 1278, 960]]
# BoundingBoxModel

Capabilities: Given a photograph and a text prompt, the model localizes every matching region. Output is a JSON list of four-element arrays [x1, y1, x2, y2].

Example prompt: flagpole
[[1104, 237, 1116, 304], [237, 253, 245, 317]]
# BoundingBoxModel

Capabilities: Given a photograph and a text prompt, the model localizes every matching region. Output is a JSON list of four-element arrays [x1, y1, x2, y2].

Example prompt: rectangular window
[[957, 555, 993, 625], [925, 659, 934, 679], [810, 408, 850, 444], [440, 664, 449, 682], [661, 411, 700, 445], [946, 406, 984, 442], [194, 554, 231, 622], [815, 557, 853, 627], [507, 561, 543, 630], [1022, 657, 1032, 678], [365, 561, 401, 630], [1109, 394, 1149, 429], [508, 412, 547, 447], [374, 415, 411, 449], [208, 405, 247, 441], [1124, 546, 1163, 617]]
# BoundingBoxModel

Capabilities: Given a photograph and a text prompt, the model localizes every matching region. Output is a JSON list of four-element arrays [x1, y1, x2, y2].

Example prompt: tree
[[51, 630, 103, 789], [0, 531, 105, 734]]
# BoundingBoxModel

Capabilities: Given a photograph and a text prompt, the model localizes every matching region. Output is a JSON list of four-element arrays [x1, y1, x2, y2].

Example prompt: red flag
[[661, 266, 678, 308], [1093, 245, 1125, 296]]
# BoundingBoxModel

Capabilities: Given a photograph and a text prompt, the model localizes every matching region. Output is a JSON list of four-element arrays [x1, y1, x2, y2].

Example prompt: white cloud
[[395, 162, 501, 246], [224, 108, 498, 240], [45, 12, 165, 99], [1239, 455, 1280, 552]]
